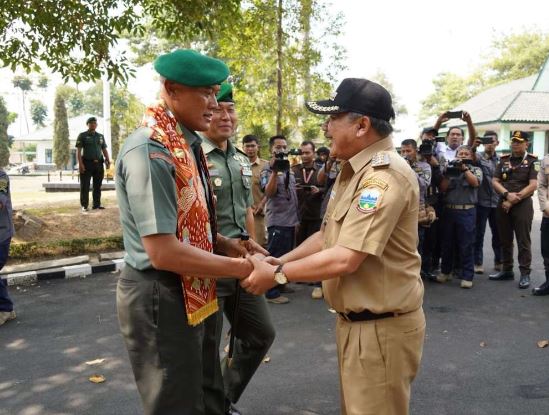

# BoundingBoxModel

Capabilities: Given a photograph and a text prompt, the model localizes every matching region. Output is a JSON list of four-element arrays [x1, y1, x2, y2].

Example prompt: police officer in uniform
[[201, 83, 275, 415], [115, 49, 266, 415], [490, 131, 539, 289], [76, 117, 110, 212], [533, 152, 549, 295], [241, 78, 425, 415]]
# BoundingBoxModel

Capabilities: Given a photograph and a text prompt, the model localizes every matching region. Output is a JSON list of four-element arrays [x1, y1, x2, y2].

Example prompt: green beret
[[216, 83, 233, 103], [154, 49, 229, 87]]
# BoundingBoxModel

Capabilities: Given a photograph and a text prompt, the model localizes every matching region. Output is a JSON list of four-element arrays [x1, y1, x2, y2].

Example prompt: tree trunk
[[276, 0, 283, 135]]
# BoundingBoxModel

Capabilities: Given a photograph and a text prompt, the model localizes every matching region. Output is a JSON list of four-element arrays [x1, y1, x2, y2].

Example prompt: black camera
[[445, 158, 473, 177], [272, 148, 302, 172], [419, 141, 434, 157]]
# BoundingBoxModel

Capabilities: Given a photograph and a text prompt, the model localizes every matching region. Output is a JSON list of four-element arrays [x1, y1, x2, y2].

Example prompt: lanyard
[[302, 168, 314, 184]]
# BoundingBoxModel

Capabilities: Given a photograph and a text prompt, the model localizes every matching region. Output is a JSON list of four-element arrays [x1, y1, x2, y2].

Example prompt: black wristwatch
[[502, 191, 509, 201]]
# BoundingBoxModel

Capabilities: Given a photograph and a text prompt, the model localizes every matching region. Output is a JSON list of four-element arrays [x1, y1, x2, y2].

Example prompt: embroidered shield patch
[[357, 188, 381, 213]]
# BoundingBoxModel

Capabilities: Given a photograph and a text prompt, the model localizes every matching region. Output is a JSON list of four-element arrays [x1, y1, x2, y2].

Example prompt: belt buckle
[[339, 312, 351, 322]]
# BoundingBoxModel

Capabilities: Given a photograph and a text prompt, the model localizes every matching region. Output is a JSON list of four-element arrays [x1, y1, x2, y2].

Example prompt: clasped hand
[[240, 255, 282, 295]]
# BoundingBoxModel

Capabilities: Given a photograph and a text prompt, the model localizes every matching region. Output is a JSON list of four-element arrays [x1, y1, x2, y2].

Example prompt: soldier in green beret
[[76, 116, 110, 211], [201, 83, 275, 415], [115, 49, 267, 415]]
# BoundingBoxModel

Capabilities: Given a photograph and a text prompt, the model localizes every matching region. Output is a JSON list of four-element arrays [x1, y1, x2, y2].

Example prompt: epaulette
[[527, 153, 538, 158], [372, 152, 390, 169], [235, 147, 248, 157]]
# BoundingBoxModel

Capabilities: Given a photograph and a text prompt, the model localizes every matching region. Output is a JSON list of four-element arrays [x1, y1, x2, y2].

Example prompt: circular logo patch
[[357, 188, 381, 213]]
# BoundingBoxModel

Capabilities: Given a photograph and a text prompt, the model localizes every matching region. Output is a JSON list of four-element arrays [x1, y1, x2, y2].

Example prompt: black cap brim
[[305, 100, 346, 115]]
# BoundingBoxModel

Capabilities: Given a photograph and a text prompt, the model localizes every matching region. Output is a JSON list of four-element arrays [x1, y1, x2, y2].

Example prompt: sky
[[3, 0, 549, 141]]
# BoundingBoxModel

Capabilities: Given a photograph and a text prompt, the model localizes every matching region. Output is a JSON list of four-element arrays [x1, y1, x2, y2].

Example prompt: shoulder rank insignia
[[372, 152, 390, 169], [534, 161, 541, 172], [0, 178, 8, 193]]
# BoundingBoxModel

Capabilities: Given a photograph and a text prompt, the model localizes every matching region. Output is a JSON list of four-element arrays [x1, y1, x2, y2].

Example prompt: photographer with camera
[[433, 111, 477, 162], [469, 131, 502, 274], [437, 145, 482, 288], [260, 135, 300, 304], [417, 127, 445, 278], [489, 131, 539, 289], [292, 141, 324, 299]]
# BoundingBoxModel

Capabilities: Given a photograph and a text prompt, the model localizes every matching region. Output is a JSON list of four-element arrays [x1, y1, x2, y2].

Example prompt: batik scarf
[[142, 102, 218, 326]]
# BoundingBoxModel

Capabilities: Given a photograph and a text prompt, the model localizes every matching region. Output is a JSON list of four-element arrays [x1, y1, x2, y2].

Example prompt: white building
[[10, 114, 103, 169]]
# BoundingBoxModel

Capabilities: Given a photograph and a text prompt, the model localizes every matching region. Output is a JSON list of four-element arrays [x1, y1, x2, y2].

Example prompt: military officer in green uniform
[[490, 131, 539, 289], [76, 116, 110, 212], [201, 83, 275, 415], [115, 50, 266, 415]]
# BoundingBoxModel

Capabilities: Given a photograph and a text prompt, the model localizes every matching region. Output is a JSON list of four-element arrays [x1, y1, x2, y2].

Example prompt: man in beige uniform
[[241, 78, 425, 415]]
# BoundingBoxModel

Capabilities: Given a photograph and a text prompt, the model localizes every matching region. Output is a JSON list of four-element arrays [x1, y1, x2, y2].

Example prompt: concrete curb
[[1, 259, 126, 287]]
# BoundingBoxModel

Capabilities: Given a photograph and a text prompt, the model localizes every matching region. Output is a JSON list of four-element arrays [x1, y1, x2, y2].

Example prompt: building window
[[45, 149, 52, 164]]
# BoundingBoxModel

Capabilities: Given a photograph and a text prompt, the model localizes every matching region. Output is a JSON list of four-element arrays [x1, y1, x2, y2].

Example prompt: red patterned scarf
[[142, 102, 218, 326]]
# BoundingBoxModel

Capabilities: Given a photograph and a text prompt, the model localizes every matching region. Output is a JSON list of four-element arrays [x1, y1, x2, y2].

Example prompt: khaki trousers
[[336, 308, 426, 415]]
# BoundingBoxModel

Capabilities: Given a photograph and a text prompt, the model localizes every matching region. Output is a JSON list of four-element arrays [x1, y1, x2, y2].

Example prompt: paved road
[[2, 219, 549, 415]]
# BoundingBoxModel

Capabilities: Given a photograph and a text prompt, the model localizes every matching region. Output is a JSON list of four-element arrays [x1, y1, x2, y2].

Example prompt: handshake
[[240, 253, 283, 295]]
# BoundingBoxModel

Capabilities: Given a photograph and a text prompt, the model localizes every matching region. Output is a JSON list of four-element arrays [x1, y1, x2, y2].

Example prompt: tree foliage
[[30, 99, 48, 127], [0, 97, 11, 167], [0, 0, 245, 84], [53, 91, 70, 169], [12, 74, 32, 133], [420, 31, 549, 119], [371, 70, 408, 119]]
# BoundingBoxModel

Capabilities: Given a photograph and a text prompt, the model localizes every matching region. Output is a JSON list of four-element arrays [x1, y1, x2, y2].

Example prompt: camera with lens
[[445, 158, 473, 177], [272, 148, 302, 172], [419, 136, 446, 157]]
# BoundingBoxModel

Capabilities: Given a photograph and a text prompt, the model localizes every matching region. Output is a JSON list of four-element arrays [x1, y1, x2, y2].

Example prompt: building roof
[[13, 114, 103, 142], [438, 56, 549, 129]]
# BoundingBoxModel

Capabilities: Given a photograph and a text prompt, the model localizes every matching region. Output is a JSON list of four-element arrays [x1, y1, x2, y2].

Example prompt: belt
[[445, 204, 475, 210], [338, 309, 396, 322], [84, 159, 101, 163]]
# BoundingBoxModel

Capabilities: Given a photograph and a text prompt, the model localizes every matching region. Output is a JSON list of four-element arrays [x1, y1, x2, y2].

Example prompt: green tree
[[1, 0, 243, 84], [0, 97, 12, 167], [53, 91, 70, 169], [30, 99, 48, 127], [420, 31, 549, 119], [12, 75, 32, 133], [37, 75, 49, 90]]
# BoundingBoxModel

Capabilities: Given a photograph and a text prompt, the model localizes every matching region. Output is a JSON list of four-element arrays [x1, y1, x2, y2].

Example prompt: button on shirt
[[76, 130, 107, 161], [322, 137, 424, 315], [494, 153, 539, 194], [436, 142, 459, 162], [260, 166, 299, 228]]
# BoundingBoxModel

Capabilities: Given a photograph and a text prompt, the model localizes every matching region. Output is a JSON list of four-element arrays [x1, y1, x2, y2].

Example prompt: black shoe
[[532, 281, 549, 296], [518, 274, 530, 289], [488, 270, 515, 281], [92, 206, 106, 210], [225, 403, 242, 415], [278, 284, 295, 294]]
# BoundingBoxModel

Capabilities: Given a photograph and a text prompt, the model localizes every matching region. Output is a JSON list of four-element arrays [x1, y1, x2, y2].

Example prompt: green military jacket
[[76, 130, 107, 161], [115, 127, 177, 270], [202, 136, 253, 296]]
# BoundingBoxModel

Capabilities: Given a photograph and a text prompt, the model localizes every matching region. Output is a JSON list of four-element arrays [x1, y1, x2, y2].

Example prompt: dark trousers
[[496, 198, 533, 275], [421, 218, 439, 273], [441, 207, 476, 281], [203, 290, 276, 414], [541, 217, 549, 280], [0, 238, 13, 312], [474, 205, 502, 266], [266, 226, 295, 299], [80, 160, 104, 209], [117, 265, 207, 415]]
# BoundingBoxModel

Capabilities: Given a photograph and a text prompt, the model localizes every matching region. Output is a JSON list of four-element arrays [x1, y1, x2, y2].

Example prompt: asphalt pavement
[[2, 218, 549, 415]]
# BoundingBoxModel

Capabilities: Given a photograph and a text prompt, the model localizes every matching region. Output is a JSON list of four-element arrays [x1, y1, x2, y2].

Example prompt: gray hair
[[347, 112, 393, 138]]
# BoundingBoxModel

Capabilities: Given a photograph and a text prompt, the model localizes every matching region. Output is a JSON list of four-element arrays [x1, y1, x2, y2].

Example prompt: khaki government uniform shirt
[[250, 158, 269, 212], [322, 137, 424, 315]]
